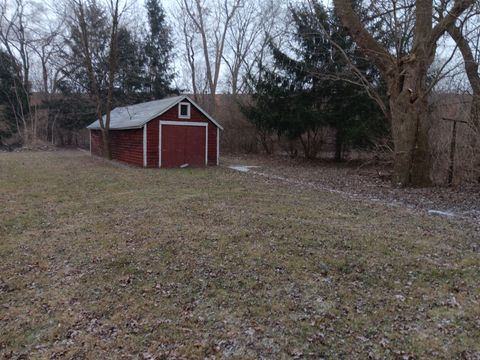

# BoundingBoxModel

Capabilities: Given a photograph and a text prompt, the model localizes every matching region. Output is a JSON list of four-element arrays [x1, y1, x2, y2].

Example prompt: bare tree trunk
[[51, 113, 58, 145], [11, 77, 29, 143], [390, 90, 431, 186], [32, 104, 37, 143], [335, 130, 343, 161], [299, 129, 321, 160], [103, 0, 120, 160], [258, 129, 271, 154], [101, 128, 111, 159], [182, 0, 242, 113]]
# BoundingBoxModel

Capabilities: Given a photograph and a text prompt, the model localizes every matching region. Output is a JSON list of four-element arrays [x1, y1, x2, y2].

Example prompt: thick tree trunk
[[389, 90, 432, 187], [101, 128, 112, 160], [472, 97, 480, 131], [258, 129, 271, 154], [470, 96, 480, 182], [334, 130, 343, 161]]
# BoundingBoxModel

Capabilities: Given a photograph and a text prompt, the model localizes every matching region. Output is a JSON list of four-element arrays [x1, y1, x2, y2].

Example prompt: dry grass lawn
[[0, 150, 479, 359]]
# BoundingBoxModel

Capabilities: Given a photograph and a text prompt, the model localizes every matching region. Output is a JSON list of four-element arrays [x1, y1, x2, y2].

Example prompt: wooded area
[[1, 0, 479, 186]]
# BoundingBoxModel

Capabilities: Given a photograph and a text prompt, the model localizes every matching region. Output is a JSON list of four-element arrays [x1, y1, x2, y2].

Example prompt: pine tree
[[243, 1, 388, 160], [144, 0, 175, 99], [63, 0, 111, 95], [115, 26, 148, 104], [0, 50, 28, 143]]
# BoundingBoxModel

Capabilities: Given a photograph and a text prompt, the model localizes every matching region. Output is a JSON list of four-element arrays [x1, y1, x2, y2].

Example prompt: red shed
[[87, 96, 223, 168]]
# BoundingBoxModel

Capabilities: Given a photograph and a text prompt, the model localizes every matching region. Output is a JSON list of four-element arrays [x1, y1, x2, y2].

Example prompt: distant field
[[0, 150, 479, 359]]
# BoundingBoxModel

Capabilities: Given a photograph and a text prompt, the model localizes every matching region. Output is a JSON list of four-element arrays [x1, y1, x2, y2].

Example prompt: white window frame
[[159, 120, 208, 168], [178, 102, 191, 119]]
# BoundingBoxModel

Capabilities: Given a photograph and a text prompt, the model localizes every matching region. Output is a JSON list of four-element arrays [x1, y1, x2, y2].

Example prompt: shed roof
[[87, 95, 223, 130]]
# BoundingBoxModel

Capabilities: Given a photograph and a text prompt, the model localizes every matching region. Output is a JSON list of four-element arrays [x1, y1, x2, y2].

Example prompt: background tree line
[[0, 0, 175, 150], [1, 0, 479, 186]]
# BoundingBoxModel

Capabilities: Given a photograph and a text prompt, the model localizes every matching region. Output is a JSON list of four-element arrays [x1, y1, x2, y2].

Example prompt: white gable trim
[[182, 96, 224, 131]]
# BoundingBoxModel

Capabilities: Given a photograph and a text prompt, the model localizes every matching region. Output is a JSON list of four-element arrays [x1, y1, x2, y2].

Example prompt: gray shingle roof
[[86, 95, 223, 130]]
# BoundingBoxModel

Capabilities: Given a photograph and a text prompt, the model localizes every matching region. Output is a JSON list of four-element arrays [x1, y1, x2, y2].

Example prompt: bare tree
[[31, 17, 65, 97], [222, 0, 262, 95], [443, 10, 480, 130], [0, 0, 67, 143], [179, 0, 242, 111], [176, 6, 201, 100], [69, 0, 126, 159], [440, 6, 480, 182], [333, 0, 475, 186], [221, 0, 288, 96], [0, 0, 33, 142]]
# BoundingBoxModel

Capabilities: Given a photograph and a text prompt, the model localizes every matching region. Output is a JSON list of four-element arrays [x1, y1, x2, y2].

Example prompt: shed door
[[161, 124, 206, 168]]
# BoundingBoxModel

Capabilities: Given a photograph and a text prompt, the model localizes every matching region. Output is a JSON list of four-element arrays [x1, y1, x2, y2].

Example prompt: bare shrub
[[196, 94, 259, 154], [430, 93, 479, 185]]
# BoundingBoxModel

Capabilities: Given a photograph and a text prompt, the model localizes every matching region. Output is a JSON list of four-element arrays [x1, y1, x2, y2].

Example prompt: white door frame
[[143, 124, 147, 167], [159, 120, 208, 168], [216, 127, 220, 165]]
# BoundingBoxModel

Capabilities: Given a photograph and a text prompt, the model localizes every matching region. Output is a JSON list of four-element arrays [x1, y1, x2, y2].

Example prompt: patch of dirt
[[223, 154, 480, 223]]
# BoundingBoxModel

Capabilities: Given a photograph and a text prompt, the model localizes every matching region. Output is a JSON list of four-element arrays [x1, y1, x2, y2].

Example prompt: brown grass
[[0, 150, 479, 359]]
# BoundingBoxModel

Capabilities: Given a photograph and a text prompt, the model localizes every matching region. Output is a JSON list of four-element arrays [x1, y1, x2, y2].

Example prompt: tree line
[[1, 0, 479, 186], [0, 0, 175, 150]]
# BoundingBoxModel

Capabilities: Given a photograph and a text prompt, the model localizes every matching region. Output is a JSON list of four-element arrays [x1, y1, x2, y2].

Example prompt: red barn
[[87, 96, 223, 168]]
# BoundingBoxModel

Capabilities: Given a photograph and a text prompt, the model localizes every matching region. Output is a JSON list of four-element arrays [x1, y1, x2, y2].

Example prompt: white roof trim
[[86, 95, 224, 131]]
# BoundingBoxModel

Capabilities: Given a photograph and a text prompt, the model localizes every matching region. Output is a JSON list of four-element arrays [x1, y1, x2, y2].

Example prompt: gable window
[[179, 102, 191, 119]]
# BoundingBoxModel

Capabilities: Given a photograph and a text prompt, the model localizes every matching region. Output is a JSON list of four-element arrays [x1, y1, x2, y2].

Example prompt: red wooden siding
[[207, 124, 217, 165], [146, 120, 159, 168], [90, 129, 143, 166]]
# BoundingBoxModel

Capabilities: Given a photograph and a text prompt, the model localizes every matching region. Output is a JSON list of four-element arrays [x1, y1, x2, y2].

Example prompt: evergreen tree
[[144, 0, 175, 99], [115, 26, 148, 103], [47, 0, 177, 146], [0, 50, 28, 143], [61, 0, 175, 102], [62, 0, 111, 95], [243, 1, 388, 160]]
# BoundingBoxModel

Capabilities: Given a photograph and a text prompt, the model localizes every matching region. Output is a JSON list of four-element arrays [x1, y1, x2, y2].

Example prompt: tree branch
[[332, 0, 394, 74]]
